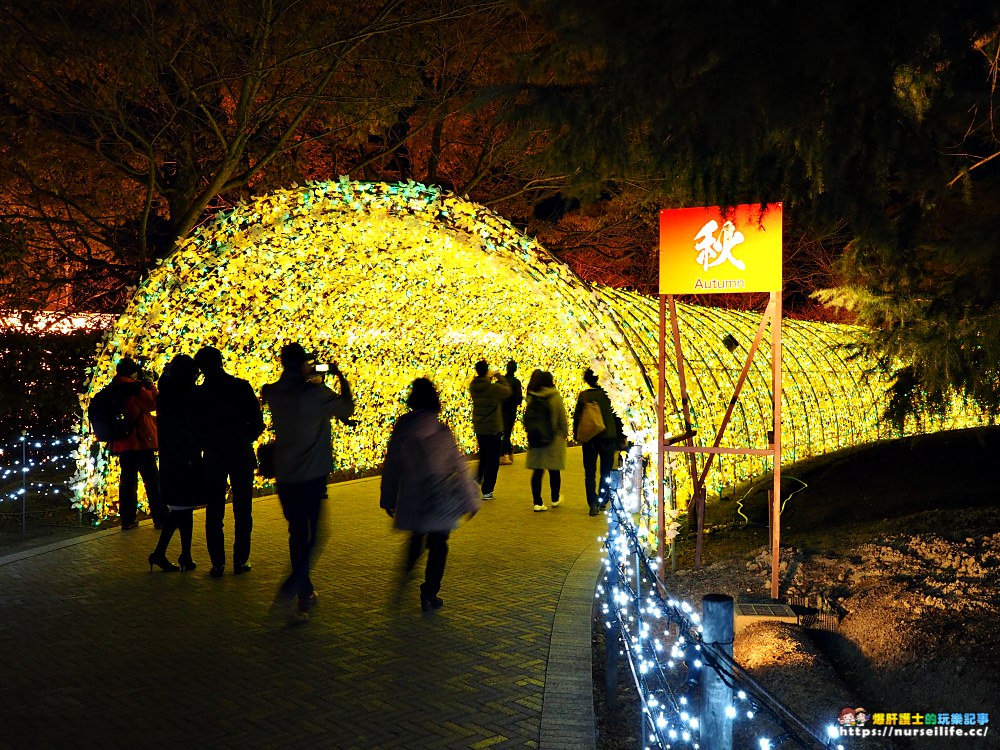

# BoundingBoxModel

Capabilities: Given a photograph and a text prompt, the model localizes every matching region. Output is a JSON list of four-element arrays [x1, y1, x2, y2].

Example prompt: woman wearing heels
[[148, 354, 203, 572]]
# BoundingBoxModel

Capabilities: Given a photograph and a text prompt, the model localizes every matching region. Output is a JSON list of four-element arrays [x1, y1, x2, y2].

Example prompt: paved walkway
[[0, 449, 605, 750]]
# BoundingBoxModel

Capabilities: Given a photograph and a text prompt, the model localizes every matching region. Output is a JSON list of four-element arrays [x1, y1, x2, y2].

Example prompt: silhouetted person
[[381, 378, 480, 612], [523, 370, 567, 512], [262, 343, 354, 624], [194, 346, 265, 578], [110, 357, 166, 530], [149, 354, 202, 572], [469, 360, 510, 500], [499, 360, 523, 465], [573, 368, 620, 516]]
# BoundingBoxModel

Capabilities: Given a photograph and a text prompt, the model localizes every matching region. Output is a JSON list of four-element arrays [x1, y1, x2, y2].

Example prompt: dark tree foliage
[[0, 0, 693, 321], [5, 0, 999, 428], [517, 0, 1000, 420], [0, 0, 514, 312], [0, 330, 103, 440]]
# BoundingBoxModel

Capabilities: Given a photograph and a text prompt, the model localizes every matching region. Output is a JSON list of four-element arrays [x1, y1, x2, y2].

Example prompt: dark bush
[[0, 331, 103, 441]]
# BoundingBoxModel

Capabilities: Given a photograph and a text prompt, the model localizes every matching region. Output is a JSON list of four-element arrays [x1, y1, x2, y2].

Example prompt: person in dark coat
[[262, 342, 355, 625], [469, 360, 511, 500], [381, 378, 480, 612], [499, 360, 523, 465], [110, 357, 166, 530], [148, 354, 202, 572], [194, 346, 265, 578], [573, 368, 620, 516]]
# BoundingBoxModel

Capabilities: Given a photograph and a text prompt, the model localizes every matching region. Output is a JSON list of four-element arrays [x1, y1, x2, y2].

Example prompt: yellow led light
[[70, 181, 985, 523]]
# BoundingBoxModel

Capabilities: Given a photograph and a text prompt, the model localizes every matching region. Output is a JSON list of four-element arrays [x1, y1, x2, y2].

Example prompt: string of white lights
[[598, 448, 845, 750], [0, 434, 79, 505]]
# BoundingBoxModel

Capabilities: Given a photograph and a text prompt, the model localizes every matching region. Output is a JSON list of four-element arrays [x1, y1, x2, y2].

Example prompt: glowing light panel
[[71, 181, 984, 521]]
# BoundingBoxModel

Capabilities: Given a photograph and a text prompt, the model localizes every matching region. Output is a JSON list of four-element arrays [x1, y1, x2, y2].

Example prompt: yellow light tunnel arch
[[72, 180, 983, 521]]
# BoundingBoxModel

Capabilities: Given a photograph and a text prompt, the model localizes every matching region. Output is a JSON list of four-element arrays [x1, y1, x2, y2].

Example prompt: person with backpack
[[469, 360, 511, 500], [108, 357, 166, 530], [573, 368, 620, 516], [522, 370, 567, 512], [194, 346, 266, 578], [499, 360, 522, 465]]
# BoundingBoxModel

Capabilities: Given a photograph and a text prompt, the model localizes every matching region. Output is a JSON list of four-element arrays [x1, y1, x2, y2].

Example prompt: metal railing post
[[21, 431, 28, 536], [701, 594, 734, 750]]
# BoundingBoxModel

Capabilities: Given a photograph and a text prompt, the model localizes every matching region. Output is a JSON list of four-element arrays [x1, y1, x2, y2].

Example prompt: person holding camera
[[110, 357, 166, 530], [469, 359, 511, 500], [194, 346, 265, 578], [262, 343, 354, 624]]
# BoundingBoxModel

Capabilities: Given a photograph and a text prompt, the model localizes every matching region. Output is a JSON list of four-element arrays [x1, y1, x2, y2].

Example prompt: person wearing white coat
[[523, 370, 568, 512]]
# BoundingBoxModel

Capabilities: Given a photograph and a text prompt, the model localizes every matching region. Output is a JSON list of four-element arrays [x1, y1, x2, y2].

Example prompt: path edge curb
[[540, 538, 604, 750]]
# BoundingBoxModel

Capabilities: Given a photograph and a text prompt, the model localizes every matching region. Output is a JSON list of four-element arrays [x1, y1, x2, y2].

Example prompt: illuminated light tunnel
[[72, 180, 985, 523]]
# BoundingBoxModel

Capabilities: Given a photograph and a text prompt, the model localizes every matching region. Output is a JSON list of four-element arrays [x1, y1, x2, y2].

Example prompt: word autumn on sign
[[693, 278, 746, 291], [659, 204, 782, 295]]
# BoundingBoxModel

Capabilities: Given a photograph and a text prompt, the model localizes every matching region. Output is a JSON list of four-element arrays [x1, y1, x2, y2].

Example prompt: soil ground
[[594, 426, 1000, 750]]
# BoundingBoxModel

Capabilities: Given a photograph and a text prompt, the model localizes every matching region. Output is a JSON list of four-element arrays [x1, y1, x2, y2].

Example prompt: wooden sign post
[[658, 204, 783, 599]]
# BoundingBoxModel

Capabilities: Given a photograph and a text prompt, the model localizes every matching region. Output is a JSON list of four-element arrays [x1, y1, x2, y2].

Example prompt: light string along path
[[0, 433, 81, 535], [599, 448, 844, 750], [2, 434, 874, 749], [0, 433, 77, 504]]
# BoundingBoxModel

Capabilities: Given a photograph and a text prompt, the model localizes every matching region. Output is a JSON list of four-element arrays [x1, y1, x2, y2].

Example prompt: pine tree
[[516, 0, 1000, 418]]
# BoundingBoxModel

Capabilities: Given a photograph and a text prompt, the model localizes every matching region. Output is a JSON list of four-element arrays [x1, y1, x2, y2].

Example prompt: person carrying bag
[[573, 368, 620, 516], [523, 370, 568, 512], [381, 378, 480, 612]]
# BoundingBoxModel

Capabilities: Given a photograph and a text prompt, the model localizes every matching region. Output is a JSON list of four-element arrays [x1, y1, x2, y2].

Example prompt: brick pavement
[[0, 449, 604, 750]]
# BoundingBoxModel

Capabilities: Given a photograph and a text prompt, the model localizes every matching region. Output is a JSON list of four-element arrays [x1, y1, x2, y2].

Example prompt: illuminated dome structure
[[72, 180, 982, 521]]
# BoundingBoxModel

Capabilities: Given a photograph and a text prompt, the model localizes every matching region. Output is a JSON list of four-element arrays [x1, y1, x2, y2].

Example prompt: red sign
[[659, 204, 782, 294]]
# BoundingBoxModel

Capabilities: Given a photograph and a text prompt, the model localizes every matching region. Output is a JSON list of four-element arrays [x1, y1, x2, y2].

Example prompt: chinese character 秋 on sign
[[659, 203, 782, 295]]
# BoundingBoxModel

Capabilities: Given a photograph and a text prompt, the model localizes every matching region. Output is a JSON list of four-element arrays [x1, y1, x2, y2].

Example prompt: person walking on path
[[381, 378, 480, 612], [573, 368, 620, 516], [523, 370, 567, 512], [262, 343, 354, 624], [110, 357, 166, 530], [499, 360, 522, 465], [194, 346, 265, 578], [148, 354, 203, 572], [469, 360, 511, 500]]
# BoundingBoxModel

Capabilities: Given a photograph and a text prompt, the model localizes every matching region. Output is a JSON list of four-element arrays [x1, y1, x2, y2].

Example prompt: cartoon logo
[[838, 707, 869, 727], [838, 707, 856, 726]]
